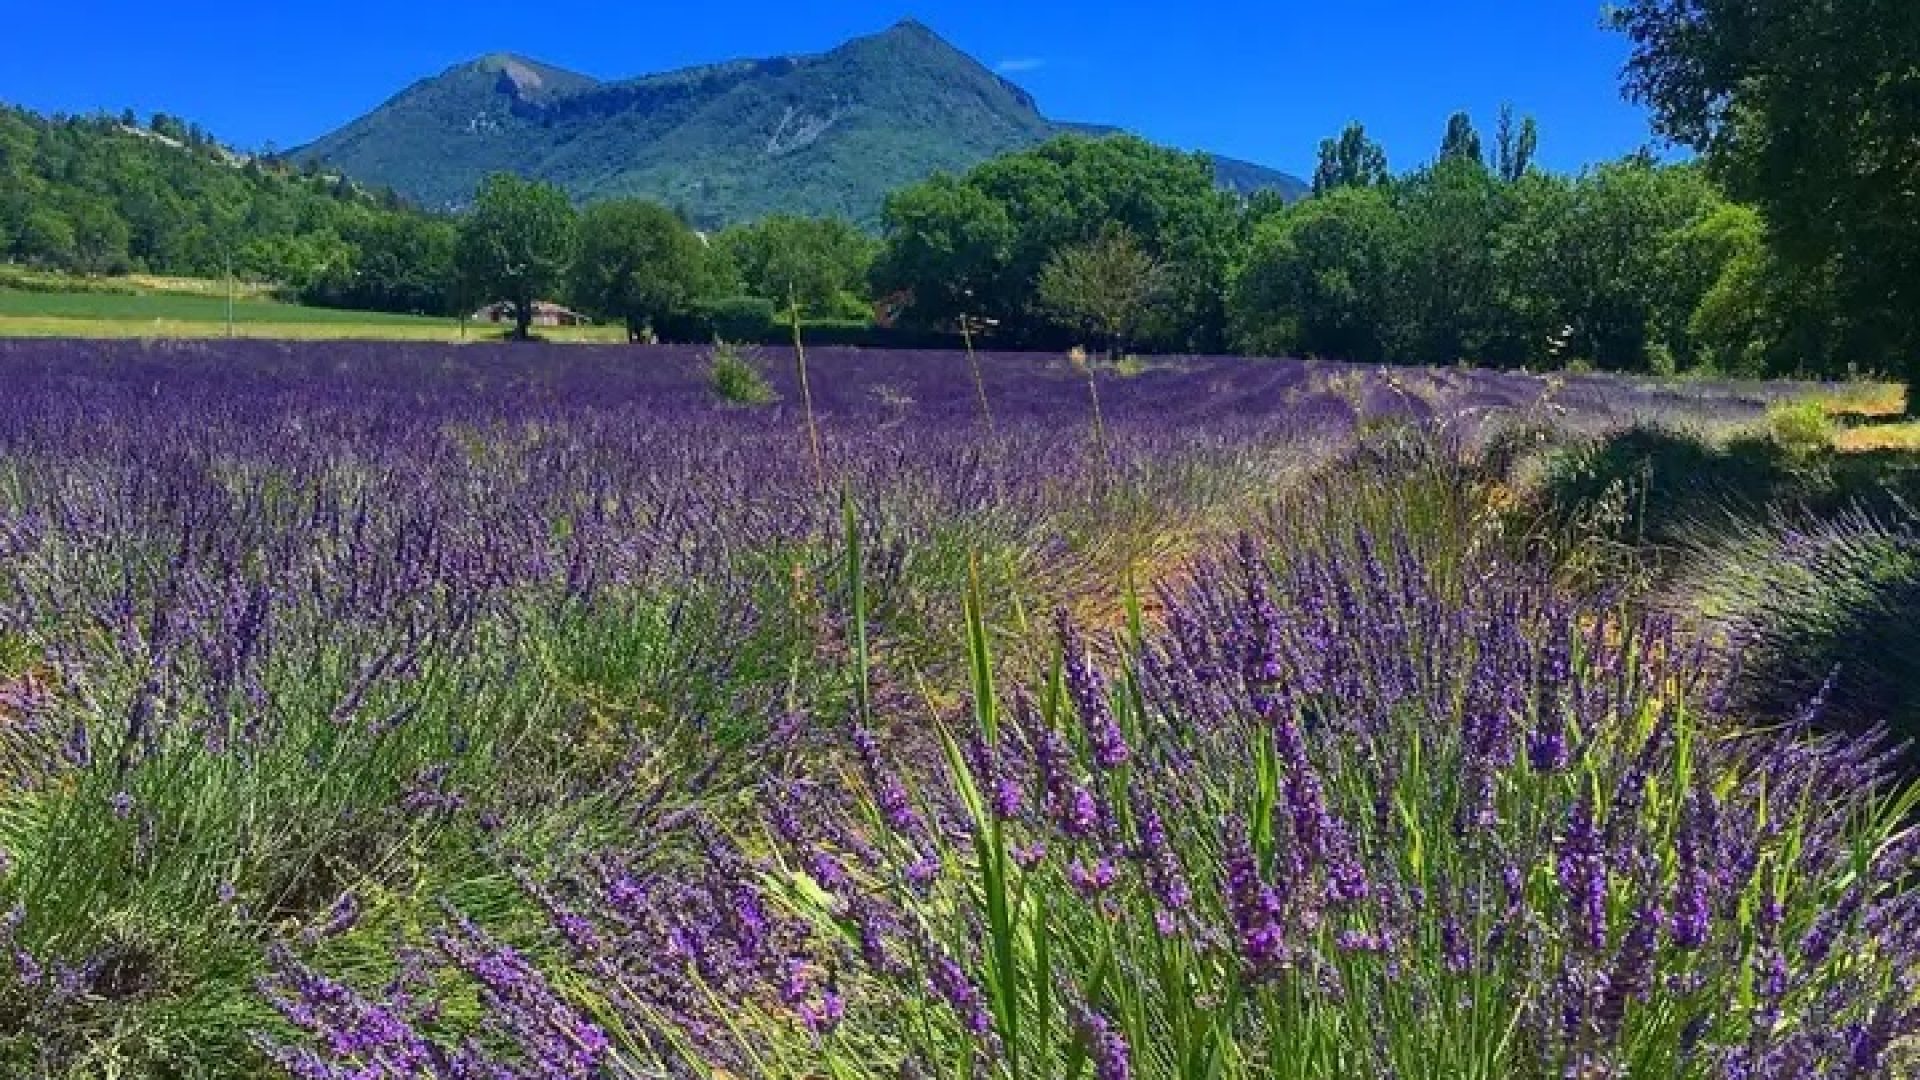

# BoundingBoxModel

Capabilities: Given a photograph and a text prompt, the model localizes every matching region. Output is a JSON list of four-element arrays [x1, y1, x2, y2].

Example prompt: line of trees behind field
[[1, 101, 1905, 384], [869, 121, 1875, 380], [435, 115, 1909, 381]]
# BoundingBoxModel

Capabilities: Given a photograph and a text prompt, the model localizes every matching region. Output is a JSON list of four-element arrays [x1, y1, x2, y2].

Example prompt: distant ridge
[[293, 20, 1307, 226]]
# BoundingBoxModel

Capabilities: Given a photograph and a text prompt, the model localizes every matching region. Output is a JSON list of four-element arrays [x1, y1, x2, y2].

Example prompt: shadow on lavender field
[[0, 341, 1914, 1078]]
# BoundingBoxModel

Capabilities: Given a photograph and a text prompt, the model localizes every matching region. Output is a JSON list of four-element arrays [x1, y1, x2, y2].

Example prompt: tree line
[[498, 112, 1897, 382], [450, 174, 880, 341], [869, 122, 1890, 380]]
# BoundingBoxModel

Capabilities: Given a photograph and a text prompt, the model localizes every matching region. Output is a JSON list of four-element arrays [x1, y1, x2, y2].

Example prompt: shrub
[[1671, 506, 1920, 760], [1766, 399, 1836, 457], [706, 341, 778, 406], [1527, 424, 1790, 553], [665, 295, 778, 343]]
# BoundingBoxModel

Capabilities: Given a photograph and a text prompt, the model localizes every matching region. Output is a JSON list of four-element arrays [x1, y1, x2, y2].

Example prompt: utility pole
[[225, 250, 235, 338]]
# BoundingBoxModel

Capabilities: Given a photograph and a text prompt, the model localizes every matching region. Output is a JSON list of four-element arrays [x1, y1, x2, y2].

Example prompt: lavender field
[[0, 340, 1914, 1078]]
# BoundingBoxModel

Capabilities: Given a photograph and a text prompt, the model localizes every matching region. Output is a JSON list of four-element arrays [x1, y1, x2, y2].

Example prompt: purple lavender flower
[[1058, 611, 1130, 770], [927, 948, 994, 1039], [1073, 1003, 1132, 1080], [1596, 903, 1662, 1038], [1065, 857, 1118, 898], [964, 729, 1026, 821], [1131, 800, 1192, 922], [301, 891, 361, 946], [1021, 694, 1103, 840], [1557, 794, 1609, 952], [1223, 816, 1287, 977], [852, 725, 925, 839]]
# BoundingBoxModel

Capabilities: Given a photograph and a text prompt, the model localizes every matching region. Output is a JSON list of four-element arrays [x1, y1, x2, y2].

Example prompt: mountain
[[294, 20, 1307, 227]]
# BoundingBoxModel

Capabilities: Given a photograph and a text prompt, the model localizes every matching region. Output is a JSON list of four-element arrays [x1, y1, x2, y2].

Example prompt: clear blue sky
[[1, 2, 1657, 178]]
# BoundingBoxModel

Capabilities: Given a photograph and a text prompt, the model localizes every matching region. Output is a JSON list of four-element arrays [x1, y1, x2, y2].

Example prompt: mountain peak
[[845, 16, 966, 58]]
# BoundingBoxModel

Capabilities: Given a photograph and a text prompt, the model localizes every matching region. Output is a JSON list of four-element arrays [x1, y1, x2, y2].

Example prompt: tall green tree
[[454, 174, 577, 340], [1396, 158, 1513, 364], [570, 200, 711, 340], [1036, 223, 1168, 357], [1312, 123, 1391, 195], [874, 135, 1239, 350], [1439, 112, 1485, 167], [870, 175, 1015, 330], [1611, 0, 1920, 400], [716, 215, 876, 317], [1231, 185, 1405, 362], [1494, 105, 1539, 183], [1494, 161, 1722, 370]]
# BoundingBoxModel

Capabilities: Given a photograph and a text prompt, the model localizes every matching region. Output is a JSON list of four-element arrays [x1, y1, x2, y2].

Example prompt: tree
[[1036, 224, 1168, 356], [1493, 161, 1722, 371], [303, 214, 458, 315], [1396, 158, 1513, 364], [1312, 123, 1391, 195], [16, 209, 75, 265], [873, 135, 1239, 350], [570, 200, 710, 340], [454, 174, 576, 340], [1439, 112, 1485, 167], [1231, 185, 1405, 362], [1611, 0, 1920, 403], [1676, 203, 1780, 376], [871, 175, 1015, 330], [1494, 106, 1539, 183], [716, 215, 876, 317], [67, 198, 132, 272]]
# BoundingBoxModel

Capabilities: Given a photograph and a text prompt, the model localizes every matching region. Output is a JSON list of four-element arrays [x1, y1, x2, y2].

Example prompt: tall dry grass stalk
[[789, 294, 826, 489]]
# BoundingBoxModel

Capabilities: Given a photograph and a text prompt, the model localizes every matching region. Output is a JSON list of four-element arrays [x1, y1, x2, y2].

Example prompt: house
[[469, 300, 593, 328]]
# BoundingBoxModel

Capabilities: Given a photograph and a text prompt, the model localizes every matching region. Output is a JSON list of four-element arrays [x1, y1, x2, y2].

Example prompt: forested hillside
[[0, 108, 455, 313]]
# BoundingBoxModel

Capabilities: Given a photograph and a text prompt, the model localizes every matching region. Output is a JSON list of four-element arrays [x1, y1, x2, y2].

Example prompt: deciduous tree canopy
[[1611, 0, 1920, 402], [455, 175, 577, 340]]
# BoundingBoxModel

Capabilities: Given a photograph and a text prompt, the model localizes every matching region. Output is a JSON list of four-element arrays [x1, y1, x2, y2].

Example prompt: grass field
[[0, 269, 630, 342], [0, 287, 627, 342]]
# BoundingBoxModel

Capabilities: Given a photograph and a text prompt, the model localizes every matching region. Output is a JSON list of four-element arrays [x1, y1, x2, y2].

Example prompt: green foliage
[[0, 106, 451, 312], [1311, 123, 1390, 195], [1765, 400, 1836, 458], [1494, 161, 1727, 371], [1231, 185, 1404, 360], [875, 134, 1242, 351], [1611, 0, 1920, 398], [705, 341, 779, 406], [869, 174, 1015, 328], [1035, 223, 1168, 353], [672, 296, 780, 343], [1437, 111, 1485, 166], [300, 214, 458, 315], [454, 175, 577, 340], [1231, 137, 1811, 375], [569, 199, 713, 339], [1494, 105, 1538, 183], [1394, 157, 1515, 365], [713, 214, 876, 316]]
